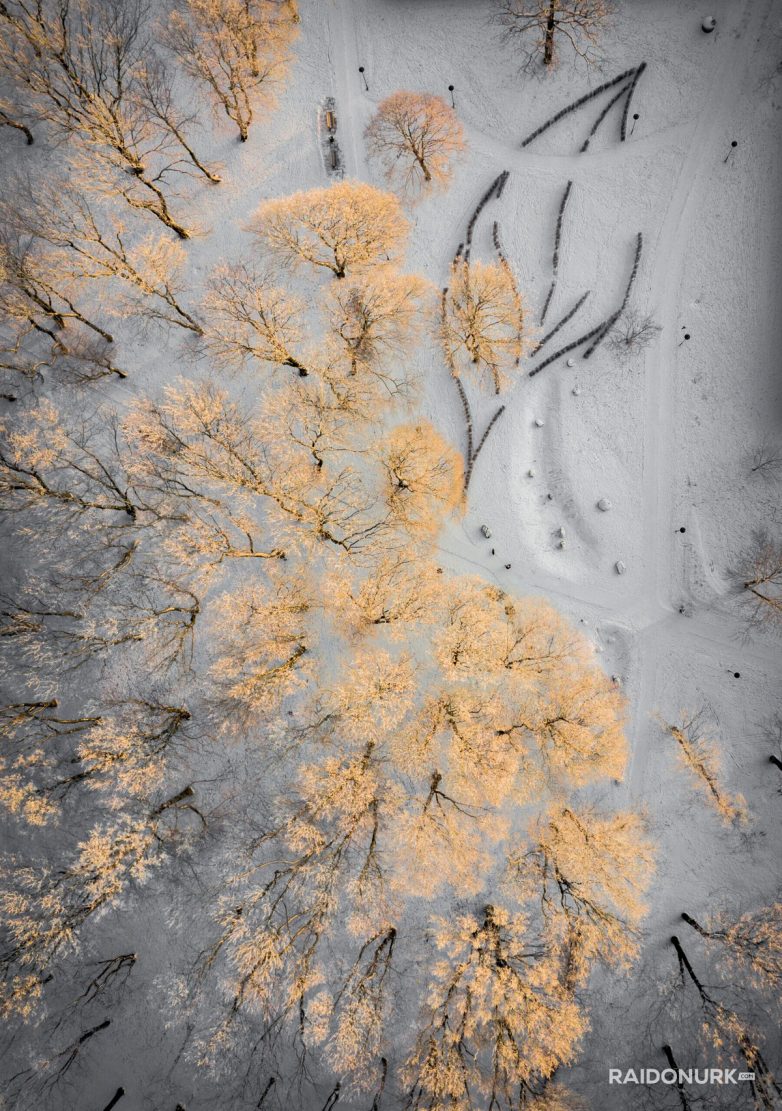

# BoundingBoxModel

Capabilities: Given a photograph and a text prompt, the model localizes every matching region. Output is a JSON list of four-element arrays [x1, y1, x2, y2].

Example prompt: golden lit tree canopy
[[441, 257, 534, 393], [365, 91, 467, 194], [249, 180, 411, 278]]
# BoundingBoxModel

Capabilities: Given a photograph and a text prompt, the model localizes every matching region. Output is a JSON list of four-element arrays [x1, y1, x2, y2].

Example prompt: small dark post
[[630, 112, 639, 135], [448, 84, 455, 109], [358, 66, 368, 91], [678, 332, 691, 347], [723, 139, 738, 163], [102, 1090, 125, 1111]]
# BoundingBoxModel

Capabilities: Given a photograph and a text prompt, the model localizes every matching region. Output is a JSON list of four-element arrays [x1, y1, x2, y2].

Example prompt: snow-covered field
[[1, 0, 781, 1108]]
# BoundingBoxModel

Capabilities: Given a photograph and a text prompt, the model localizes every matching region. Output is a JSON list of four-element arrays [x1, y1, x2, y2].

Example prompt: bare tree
[[209, 570, 316, 724], [164, 0, 299, 142], [730, 530, 782, 632], [495, 0, 612, 70], [365, 92, 466, 195], [311, 928, 396, 1091], [441, 257, 532, 394], [189, 742, 389, 1075], [0, 699, 100, 825], [662, 710, 747, 825], [402, 904, 587, 1110], [249, 182, 410, 279], [0, 225, 113, 345], [135, 57, 223, 183], [0, 400, 158, 524], [0, 399, 192, 676], [376, 422, 463, 537], [608, 308, 661, 355], [666, 934, 782, 1110], [507, 805, 655, 987], [0, 0, 202, 238], [746, 440, 782, 482], [322, 551, 447, 639], [679, 899, 782, 996], [0, 797, 202, 1020], [3, 948, 135, 1106], [202, 262, 308, 373], [0, 330, 127, 387], [6, 1017, 113, 1102], [126, 380, 400, 556], [12, 187, 204, 334], [325, 270, 431, 373]]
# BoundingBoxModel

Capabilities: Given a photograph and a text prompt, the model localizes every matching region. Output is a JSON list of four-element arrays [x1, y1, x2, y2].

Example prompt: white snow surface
[[2, 0, 781, 1107]]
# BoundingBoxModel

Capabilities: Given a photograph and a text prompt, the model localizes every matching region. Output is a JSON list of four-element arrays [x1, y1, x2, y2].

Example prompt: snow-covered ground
[[2, 0, 781, 1107], [286, 0, 782, 1103]]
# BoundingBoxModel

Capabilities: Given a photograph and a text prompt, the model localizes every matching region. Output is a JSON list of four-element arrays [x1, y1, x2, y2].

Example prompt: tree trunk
[[80, 1018, 111, 1044], [257, 1077, 275, 1106], [135, 176, 191, 240], [769, 754, 782, 772], [680, 912, 710, 937], [67, 310, 114, 345], [661, 1046, 691, 1111], [283, 356, 309, 376], [171, 131, 221, 183], [0, 113, 34, 144], [543, 1, 557, 66], [415, 152, 431, 182], [370, 1058, 388, 1110], [670, 936, 708, 1001], [320, 1084, 340, 1111], [102, 1089, 125, 1111], [153, 784, 195, 815]]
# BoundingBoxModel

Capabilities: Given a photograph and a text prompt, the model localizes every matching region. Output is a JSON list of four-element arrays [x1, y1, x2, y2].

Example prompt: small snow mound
[[597, 497, 612, 511]]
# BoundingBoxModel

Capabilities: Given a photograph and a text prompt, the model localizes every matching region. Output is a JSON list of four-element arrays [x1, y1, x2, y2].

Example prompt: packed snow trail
[[330, 0, 371, 180]]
